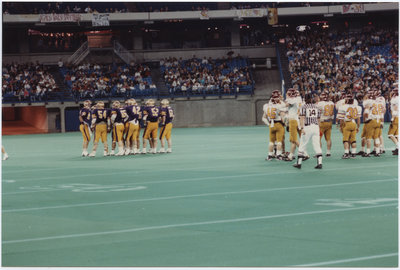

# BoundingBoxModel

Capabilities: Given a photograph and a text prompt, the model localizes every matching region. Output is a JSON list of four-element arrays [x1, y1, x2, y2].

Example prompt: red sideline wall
[[2, 106, 48, 133]]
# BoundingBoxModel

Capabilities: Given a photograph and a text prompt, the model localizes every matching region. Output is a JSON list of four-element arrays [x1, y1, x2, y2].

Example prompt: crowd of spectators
[[161, 55, 254, 95], [284, 27, 398, 103], [2, 62, 58, 102], [61, 62, 156, 100]]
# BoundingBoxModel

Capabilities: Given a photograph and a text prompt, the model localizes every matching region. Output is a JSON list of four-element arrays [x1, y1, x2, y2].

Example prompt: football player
[[388, 88, 398, 155], [142, 99, 160, 154], [79, 100, 92, 156], [361, 89, 381, 157], [262, 90, 287, 160], [284, 88, 302, 161], [124, 99, 142, 155], [2, 146, 9, 161], [374, 90, 386, 154], [159, 99, 175, 153], [89, 101, 111, 157], [110, 101, 128, 156], [317, 92, 335, 156], [337, 93, 362, 158]]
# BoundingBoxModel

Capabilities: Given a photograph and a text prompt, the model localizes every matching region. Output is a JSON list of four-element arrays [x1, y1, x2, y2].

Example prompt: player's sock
[[297, 156, 303, 165], [276, 150, 282, 156], [326, 150, 331, 155], [366, 148, 370, 154], [351, 148, 356, 154], [317, 154, 322, 165], [345, 149, 349, 154]]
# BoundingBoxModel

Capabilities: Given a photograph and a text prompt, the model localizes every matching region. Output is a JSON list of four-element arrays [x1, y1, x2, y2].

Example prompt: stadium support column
[[230, 21, 241, 47], [133, 32, 143, 50]]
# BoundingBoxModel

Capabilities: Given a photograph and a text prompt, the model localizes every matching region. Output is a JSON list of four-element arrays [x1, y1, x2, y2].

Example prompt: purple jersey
[[111, 108, 126, 124], [79, 107, 92, 125], [144, 105, 160, 122], [92, 108, 110, 124], [125, 105, 142, 122], [160, 106, 174, 124]]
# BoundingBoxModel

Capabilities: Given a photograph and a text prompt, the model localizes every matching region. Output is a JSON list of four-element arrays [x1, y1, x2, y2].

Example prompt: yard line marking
[[2, 178, 397, 213], [3, 203, 397, 244], [295, 252, 398, 266], [1, 162, 397, 186]]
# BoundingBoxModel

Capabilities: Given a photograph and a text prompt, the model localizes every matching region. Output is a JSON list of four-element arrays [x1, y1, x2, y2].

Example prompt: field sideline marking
[[2, 178, 397, 213], [2, 163, 397, 187], [3, 203, 397, 244], [295, 252, 398, 266]]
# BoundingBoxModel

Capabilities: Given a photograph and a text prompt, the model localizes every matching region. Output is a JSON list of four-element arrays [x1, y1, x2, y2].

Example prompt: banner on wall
[[267, 8, 278, 25], [200, 10, 209, 20], [92, 13, 110, 27], [342, 4, 365, 14], [39, 13, 81, 23], [236, 8, 267, 19]]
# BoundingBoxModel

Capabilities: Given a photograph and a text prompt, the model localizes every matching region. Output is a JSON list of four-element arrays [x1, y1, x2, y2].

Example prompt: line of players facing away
[[262, 87, 399, 162], [79, 98, 174, 157]]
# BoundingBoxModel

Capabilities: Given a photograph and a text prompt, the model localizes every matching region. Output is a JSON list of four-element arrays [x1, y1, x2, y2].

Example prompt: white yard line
[[295, 252, 398, 266], [3, 203, 397, 244], [2, 163, 397, 195], [2, 178, 397, 213]]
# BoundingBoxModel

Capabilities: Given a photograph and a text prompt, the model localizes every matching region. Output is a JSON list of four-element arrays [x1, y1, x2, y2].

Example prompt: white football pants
[[298, 125, 322, 156]]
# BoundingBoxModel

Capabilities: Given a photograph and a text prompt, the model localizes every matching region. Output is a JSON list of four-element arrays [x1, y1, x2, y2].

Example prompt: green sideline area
[[1, 125, 398, 267]]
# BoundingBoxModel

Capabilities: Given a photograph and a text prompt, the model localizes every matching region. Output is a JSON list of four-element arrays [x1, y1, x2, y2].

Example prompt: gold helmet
[[160, 99, 169, 106]]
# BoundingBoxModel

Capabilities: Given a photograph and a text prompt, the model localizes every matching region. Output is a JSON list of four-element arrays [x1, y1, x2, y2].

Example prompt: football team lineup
[[1, 125, 398, 267]]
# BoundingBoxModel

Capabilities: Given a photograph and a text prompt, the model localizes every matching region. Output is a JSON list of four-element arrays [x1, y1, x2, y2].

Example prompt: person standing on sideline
[[158, 99, 175, 153], [79, 100, 92, 156], [293, 94, 323, 169]]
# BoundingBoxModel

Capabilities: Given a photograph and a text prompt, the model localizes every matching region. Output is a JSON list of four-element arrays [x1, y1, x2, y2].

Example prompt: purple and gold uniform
[[92, 108, 110, 144], [125, 105, 141, 143], [111, 108, 127, 143], [79, 107, 92, 142], [159, 106, 174, 140], [143, 105, 160, 140]]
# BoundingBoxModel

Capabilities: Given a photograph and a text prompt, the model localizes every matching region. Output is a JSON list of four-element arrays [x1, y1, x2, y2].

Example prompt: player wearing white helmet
[[337, 93, 362, 159], [374, 90, 386, 154], [262, 90, 287, 160], [317, 91, 335, 156], [361, 89, 381, 157], [284, 88, 302, 161], [388, 88, 399, 155]]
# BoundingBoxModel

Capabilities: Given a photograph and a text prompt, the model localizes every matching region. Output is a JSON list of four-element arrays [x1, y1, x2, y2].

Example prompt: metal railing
[[67, 41, 89, 65], [113, 40, 134, 65]]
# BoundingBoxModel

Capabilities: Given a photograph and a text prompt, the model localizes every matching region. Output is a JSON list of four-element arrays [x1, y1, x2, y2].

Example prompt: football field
[[1, 124, 398, 267]]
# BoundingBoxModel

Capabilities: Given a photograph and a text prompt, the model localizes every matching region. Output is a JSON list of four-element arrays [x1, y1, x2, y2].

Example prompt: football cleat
[[115, 151, 125, 156], [381, 150, 386, 154], [141, 149, 147, 154], [315, 164, 323, 169], [283, 156, 293, 162], [373, 152, 380, 157], [342, 153, 350, 159], [82, 151, 89, 157], [293, 163, 302, 169], [166, 148, 172, 153], [109, 150, 115, 156], [265, 155, 275, 161], [276, 155, 283, 161], [392, 149, 398, 155], [371, 150, 377, 155], [158, 148, 166, 153], [124, 149, 131, 155], [326, 153, 331, 157], [350, 154, 356, 158], [302, 156, 310, 161], [89, 152, 96, 157], [2, 154, 9, 161], [356, 151, 364, 155], [103, 151, 109, 156], [362, 153, 370, 157]]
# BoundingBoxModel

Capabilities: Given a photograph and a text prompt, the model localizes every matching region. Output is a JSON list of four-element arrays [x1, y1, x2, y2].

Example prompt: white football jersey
[[363, 98, 375, 121], [286, 96, 302, 120], [376, 96, 386, 119], [338, 104, 362, 121], [317, 101, 335, 121], [390, 97, 398, 119], [264, 102, 287, 122]]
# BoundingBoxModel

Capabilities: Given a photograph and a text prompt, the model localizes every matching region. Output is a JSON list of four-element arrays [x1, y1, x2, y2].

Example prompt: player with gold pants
[[342, 121, 357, 144], [364, 119, 380, 140], [113, 123, 125, 143], [94, 123, 108, 143], [288, 120, 299, 143], [80, 123, 91, 142], [125, 120, 140, 146], [269, 122, 285, 144], [388, 116, 398, 138], [319, 121, 332, 142], [143, 121, 159, 140], [159, 122, 173, 141]]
